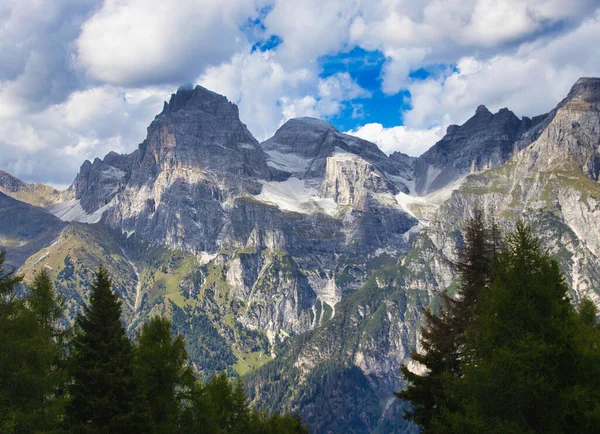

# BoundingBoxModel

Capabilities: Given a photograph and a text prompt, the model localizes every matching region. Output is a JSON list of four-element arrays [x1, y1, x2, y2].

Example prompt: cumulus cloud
[[0, 86, 169, 186], [0, 0, 99, 115], [347, 123, 443, 156], [403, 11, 600, 130], [76, 0, 259, 86], [198, 50, 369, 141]]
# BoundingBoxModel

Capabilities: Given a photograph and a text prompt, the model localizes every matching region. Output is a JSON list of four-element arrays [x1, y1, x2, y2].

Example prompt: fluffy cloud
[[0, 86, 169, 186], [0, 0, 99, 115], [76, 0, 259, 86], [347, 123, 443, 156], [404, 10, 600, 129], [198, 50, 368, 141]]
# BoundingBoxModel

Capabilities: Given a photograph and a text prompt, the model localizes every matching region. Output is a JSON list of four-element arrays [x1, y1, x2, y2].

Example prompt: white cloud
[[0, 85, 169, 186], [347, 123, 442, 156], [403, 11, 600, 130], [198, 51, 368, 141], [76, 0, 258, 86]]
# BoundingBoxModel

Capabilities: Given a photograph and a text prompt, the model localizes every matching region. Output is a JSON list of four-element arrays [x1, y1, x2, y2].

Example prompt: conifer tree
[[0, 254, 66, 432], [65, 267, 149, 433], [397, 210, 497, 430], [135, 316, 195, 433], [432, 223, 600, 432]]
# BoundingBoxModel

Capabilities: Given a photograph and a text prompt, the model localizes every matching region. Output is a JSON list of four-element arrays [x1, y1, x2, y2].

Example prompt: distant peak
[[475, 104, 491, 115], [566, 77, 600, 104], [283, 117, 338, 131], [161, 84, 233, 115], [446, 124, 459, 135]]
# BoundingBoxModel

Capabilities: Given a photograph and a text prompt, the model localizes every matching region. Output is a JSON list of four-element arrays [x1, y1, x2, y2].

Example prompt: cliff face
[[414, 104, 548, 195], [2, 78, 600, 433]]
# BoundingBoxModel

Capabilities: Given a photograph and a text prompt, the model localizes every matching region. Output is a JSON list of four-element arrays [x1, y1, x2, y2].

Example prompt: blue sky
[[318, 48, 411, 131], [0, 0, 599, 187]]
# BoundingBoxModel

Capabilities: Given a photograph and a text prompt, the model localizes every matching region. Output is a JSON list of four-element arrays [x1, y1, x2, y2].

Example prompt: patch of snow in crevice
[[254, 177, 338, 216], [423, 166, 442, 194], [394, 192, 426, 221], [402, 224, 422, 242], [32, 252, 49, 267], [330, 148, 364, 161], [197, 251, 218, 266], [49, 227, 67, 247], [265, 150, 311, 172], [49, 199, 111, 224], [118, 245, 142, 311]]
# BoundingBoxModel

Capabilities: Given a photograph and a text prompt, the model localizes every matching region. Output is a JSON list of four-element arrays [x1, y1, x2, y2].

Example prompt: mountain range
[[1, 77, 599, 433]]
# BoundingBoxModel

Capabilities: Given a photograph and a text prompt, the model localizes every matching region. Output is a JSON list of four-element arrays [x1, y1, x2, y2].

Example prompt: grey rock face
[[73, 152, 134, 212], [414, 105, 547, 194], [0, 192, 67, 268], [0, 170, 28, 192], [261, 117, 410, 187]]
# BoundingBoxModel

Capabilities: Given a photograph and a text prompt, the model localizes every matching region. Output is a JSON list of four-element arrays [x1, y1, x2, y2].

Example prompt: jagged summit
[[160, 84, 239, 117], [475, 104, 491, 115], [284, 117, 339, 131], [0, 170, 27, 193], [261, 115, 407, 182], [566, 77, 600, 104], [414, 104, 544, 195]]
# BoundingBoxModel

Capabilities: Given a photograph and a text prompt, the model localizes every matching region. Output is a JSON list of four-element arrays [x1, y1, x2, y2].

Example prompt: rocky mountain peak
[[475, 104, 491, 116], [160, 84, 239, 118], [518, 78, 600, 178], [0, 170, 28, 193], [414, 104, 538, 194], [565, 77, 600, 105]]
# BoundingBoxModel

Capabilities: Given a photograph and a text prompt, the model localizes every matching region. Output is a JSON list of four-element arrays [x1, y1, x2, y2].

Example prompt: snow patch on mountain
[[254, 177, 337, 215], [265, 150, 312, 172], [50, 199, 110, 224]]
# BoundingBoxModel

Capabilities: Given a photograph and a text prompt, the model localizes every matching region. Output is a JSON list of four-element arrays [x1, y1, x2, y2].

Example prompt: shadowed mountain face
[[413, 105, 548, 195], [1, 78, 600, 433], [0, 192, 66, 268]]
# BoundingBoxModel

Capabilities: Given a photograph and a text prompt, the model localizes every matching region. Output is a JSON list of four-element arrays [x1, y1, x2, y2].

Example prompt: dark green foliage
[[65, 267, 150, 433], [432, 223, 600, 433], [135, 316, 196, 433], [178, 372, 309, 434], [0, 255, 66, 433], [171, 304, 237, 374], [397, 210, 497, 429], [577, 297, 598, 327]]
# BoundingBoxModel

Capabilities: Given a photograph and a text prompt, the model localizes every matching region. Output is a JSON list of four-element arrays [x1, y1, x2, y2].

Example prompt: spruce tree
[[0, 254, 66, 432], [432, 223, 600, 432], [397, 210, 496, 430], [65, 267, 149, 433], [134, 316, 195, 433]]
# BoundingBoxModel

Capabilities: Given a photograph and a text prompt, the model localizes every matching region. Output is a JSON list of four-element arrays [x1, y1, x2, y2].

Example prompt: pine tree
[[134, 316, 195, 433], [29, 269, 63, 331], [397, 210, 497, 430], [65, 267, 149, 433], [204, 372, 237, 433], [432, 223, 600, 432], [0, 254, 67, 432], [230, 378, 251, 433]]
